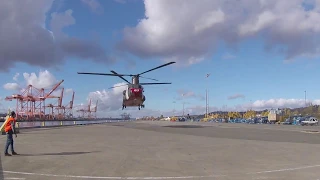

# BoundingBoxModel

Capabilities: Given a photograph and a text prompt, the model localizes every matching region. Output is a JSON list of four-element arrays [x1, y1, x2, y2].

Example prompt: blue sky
[[1, 0, 320, 117]]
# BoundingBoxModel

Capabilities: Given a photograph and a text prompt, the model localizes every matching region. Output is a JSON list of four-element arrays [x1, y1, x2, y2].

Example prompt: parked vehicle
[[282, 118, 293, 125], [301, 117, 318, 126]]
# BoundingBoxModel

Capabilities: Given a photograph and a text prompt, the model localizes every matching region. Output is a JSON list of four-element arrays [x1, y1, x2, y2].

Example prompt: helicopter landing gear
[[138, 104, 145, 110], [122, 104, 126, 110]]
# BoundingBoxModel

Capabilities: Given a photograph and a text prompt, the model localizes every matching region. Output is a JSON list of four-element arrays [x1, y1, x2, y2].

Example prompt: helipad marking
[[3, 164, 320, 179]]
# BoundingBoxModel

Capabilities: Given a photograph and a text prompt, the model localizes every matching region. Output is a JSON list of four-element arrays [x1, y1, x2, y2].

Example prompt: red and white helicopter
[[77, 61, 176, 110]]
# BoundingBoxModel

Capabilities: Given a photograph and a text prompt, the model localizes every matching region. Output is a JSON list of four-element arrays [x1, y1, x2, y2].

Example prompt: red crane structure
[[4, 80, 74, 120], [55, 90, 75, 119], [76, 99, 98, 119], [45, 87, 64, 120]]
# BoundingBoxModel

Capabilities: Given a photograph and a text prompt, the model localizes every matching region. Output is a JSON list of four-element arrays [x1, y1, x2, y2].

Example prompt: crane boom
[[45, 80, 64, 98], [70, 91, 75, 109]]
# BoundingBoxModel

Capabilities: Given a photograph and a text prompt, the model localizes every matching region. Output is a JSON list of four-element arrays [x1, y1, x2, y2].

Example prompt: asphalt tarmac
[[1, 121, 320, 180]]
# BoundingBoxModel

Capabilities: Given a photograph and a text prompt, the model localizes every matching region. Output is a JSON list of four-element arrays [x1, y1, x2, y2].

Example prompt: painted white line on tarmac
[[3, 171, 225, 179], [246, 164, 320, 174], [3, 164, 320, 179]]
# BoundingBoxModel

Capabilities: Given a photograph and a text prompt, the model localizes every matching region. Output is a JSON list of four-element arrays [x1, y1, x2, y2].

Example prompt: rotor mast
[[132, 76, 139, 85]]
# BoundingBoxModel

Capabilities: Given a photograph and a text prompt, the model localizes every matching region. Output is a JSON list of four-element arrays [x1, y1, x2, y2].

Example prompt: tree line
[[203, 105, 320, 119]]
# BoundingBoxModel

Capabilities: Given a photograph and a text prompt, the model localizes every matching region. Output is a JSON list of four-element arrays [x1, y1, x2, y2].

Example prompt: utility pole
[[205, 73, 210, 118]]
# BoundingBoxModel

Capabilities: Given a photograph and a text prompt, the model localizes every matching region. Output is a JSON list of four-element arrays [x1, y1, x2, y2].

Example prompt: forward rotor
[[108, 82, 172, 89], [77, 61, 176, 86]]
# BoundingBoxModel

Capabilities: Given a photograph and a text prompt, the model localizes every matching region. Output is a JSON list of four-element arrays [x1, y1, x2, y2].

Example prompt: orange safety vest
[[5, 117, 16, 132]]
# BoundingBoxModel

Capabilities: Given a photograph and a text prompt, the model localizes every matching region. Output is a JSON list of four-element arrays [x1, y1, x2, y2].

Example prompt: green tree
[[261, 110, 269, 117], [228, 112, 241, 119], [293, 110, 299, 115], [303, 106, 313, 115], [243, 110, 256, 119], [317, 106, 320, 114]]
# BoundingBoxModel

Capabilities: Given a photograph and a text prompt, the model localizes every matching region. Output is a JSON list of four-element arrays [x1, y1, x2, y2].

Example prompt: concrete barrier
[[1, 119, 134, 135]]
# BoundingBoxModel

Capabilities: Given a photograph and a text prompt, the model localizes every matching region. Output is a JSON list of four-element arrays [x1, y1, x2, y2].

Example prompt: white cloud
[[81, 0, 104, 14], [220, 98, 320, 112], [228, 94, 245, 100], [175, 89, 205, 101], [2, 70, 74, 100], [87, 82, 128, 112], [117, 0, 320, 65], [0, 0, 113, 71], [65, 88, 73, 93], [3, 83, 20, 91], [13, 73, 19, 81], [22, 70, 59, 89]]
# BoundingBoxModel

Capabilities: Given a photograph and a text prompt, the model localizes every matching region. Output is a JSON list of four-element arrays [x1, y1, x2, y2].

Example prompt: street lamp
[[205, 73, 210, 118], [181, 94, 186, 117], [173, 101, 176, 115], [304, 90, 307, 107]]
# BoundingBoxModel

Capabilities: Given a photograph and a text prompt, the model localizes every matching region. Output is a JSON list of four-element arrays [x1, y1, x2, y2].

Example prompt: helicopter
[[77, 61, 176, 110]]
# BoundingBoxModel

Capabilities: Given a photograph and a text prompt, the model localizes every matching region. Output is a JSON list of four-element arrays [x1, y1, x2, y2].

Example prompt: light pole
[[304, 90, 307, 107], [182, 93, 185, 117], [183, 102, 185, 117], [173, 101, 176, 116], [205, 73, 210, 118]]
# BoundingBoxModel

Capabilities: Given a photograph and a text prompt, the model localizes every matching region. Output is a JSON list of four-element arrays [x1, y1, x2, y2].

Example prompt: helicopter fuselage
[[122, 85, 146, 110]]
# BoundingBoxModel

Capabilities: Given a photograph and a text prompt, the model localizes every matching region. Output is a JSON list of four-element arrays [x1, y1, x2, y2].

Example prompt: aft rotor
[[132, 76, 139, 85]]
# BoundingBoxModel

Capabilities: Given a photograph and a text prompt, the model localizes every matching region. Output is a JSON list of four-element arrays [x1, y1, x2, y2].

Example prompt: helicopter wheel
[[141, 104, 145, 108], [138, 106, 140, 110]]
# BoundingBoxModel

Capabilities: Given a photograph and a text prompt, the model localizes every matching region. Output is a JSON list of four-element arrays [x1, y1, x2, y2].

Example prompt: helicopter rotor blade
[[140, 83, 172, 85], [108, 84, 129, 89], [77, 72, 131, 76], [139, 76, 159, 81], [110, 70, 131, 84], [137, 62, 176, 76]]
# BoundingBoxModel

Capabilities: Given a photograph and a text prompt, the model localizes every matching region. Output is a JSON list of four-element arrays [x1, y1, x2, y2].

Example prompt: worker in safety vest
[[4, 111, 19, 156]]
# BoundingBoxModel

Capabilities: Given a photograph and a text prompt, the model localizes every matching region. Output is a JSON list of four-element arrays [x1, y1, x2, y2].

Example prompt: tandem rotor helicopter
[[77, 61, 176, 110]]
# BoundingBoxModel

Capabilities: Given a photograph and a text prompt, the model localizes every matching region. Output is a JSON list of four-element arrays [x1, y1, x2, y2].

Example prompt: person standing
[[4, 111, 18, 156]]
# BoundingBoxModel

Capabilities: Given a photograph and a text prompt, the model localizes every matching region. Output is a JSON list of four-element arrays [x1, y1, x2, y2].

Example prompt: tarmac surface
[[1, 121, 320, 180]]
